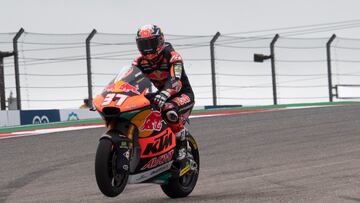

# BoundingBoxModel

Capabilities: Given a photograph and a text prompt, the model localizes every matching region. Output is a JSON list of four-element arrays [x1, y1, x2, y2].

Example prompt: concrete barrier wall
[[0, 109, 102, 127], [0, 106, 204, 127], [0, 111, 21, 127], [20, 110, 61, 125], [59, 109, 100, 121]]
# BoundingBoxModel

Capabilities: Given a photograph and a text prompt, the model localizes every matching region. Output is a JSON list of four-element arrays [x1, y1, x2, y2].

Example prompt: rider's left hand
[[154, 91, 170, 109]]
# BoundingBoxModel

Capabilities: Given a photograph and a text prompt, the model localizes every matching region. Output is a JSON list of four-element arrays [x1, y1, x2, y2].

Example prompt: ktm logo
[[142, 130, 175, 157]]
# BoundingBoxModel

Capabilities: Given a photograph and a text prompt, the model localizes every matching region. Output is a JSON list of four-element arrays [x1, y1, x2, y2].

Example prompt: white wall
[[0, 111, 20, 127], [59, 109, 101, 122]]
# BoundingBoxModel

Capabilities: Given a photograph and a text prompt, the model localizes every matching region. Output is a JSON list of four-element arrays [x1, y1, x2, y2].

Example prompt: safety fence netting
[[331, 37, 360, 99], [1, 32, 360, 109], [214, 36, 273, 106], [90, 33, 214, 107], [273, 37, 329, 104], [3, 33, 88, 109], [215, 35, 360, 105]]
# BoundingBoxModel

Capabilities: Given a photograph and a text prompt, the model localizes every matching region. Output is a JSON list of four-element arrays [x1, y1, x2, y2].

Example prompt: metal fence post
[[86, 29, 97, 107], [210, 32, 221, 106], [0, 51, 15, 110], [13, 28, 24, 110], [326, 34, 336, 102], [270, 34, 280, 105], [0, 55, 4, 110]]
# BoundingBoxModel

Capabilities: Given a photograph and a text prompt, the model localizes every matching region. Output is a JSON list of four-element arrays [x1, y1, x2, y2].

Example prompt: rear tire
[[95, 138, 128, 197], [161, 134, 200, 198]]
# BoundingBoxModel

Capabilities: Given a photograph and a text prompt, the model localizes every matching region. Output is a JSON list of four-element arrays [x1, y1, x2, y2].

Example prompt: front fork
[[114, 139, 131, 174], [102, 119, 140, 174]]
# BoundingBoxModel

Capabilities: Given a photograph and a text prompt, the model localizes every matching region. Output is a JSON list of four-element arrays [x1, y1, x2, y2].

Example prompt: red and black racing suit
[[132, 42, 194, 133]]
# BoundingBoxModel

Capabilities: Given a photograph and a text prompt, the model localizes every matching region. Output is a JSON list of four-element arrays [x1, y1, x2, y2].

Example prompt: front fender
[[99, 129, 129, 144], [99, 129, 140, 173]]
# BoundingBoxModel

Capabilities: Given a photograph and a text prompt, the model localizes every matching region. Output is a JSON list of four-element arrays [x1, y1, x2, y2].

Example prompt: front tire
[[95, 138, 128, 197], [161, 134, 200, 198]]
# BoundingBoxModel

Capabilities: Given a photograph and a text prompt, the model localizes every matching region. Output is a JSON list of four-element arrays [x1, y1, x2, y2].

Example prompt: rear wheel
[[95, 138, 128, 197], [161, 134, 200, 198]]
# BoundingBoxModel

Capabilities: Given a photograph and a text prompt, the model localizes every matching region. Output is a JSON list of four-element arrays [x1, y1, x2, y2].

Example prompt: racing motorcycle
[[92, 66, 200, 198]]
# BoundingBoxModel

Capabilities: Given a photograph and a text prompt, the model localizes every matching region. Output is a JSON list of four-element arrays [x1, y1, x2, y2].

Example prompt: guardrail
[[0, 106, 208, 127], [2, 101, 360, 128], [0, 109, 100, 127]]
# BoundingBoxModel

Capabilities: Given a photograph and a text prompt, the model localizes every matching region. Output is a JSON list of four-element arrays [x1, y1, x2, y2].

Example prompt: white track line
[[0, 114, 225, 140], [0, 105, 342, 140]]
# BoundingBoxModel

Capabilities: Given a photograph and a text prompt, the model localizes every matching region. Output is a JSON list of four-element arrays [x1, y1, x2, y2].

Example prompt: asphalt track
[[1, 104, 360, 203]]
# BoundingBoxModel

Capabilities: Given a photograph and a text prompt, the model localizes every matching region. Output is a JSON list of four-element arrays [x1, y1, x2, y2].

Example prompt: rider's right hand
[[153, 91, 170, 109], [145, 93, 161, 111]]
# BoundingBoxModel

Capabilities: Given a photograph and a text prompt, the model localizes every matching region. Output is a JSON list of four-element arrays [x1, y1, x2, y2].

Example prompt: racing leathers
[[132, 42, 194, 134]]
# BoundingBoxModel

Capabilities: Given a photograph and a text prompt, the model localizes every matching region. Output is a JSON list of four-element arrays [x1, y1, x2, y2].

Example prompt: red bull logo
[[140, 111, 164, 131], [120, 83, 140, 95]]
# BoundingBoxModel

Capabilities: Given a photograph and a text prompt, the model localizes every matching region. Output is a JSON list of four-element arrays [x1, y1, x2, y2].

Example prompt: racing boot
[[166, 110, 192, 176], [166, 110, 187, 160], [176, 128, 192, 177]]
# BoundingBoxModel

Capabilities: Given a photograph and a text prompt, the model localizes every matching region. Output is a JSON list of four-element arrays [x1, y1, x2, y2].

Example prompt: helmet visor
[[136, 37, 159, 55]]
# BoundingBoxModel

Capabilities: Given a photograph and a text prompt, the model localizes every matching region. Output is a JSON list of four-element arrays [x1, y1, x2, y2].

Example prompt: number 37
[[102, 93, 128, 106]]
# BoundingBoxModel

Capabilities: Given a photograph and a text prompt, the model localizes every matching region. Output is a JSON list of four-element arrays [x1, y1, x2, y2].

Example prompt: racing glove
[[154, 91, 170, 108]]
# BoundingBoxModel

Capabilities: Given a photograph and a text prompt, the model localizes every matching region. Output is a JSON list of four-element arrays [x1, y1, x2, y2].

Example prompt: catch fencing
[[0, 29, 360, 110]]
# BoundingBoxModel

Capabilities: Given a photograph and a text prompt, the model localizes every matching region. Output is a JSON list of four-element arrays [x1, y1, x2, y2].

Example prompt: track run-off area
[[1, 104, 360, 202]]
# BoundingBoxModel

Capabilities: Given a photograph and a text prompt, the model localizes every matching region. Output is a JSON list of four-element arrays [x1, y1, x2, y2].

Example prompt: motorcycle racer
[[132, 24, 195, 163]]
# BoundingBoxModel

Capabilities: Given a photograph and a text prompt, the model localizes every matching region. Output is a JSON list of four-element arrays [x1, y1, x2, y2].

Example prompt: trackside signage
[[59, 109, 100, 122], [20, 110, 60, 125]]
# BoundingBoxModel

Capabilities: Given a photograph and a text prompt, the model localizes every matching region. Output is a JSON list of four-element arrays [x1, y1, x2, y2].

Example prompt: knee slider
[[166, 110, 179, 123], [162, 102, 179, 123]]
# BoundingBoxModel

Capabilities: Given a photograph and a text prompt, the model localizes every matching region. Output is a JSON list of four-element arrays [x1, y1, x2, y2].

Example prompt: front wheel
[[161, 134, 200, 198], [95, 138, 128, 197]]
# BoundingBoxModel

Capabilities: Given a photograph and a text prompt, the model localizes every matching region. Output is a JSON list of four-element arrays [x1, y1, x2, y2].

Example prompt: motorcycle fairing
[[94, 66, 178, 183], [127, 161, 173, 184], [129, 108, 176, 173]]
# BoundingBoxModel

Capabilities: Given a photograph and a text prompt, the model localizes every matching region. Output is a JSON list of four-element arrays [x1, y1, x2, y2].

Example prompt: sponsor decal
[[119, 141, 128, 148], [123, 151, 130, 160], [173, 94, 191, 106], [140, 111, 164, 131], [174, 63, 183, 79], [136, 77, 145, 84], [139, 129, 176, 158], [141, 149, 174, 170], [170, 53, 182, 63], [128, 161, 173, 184], [67, 112, 79, 121], [125, 104, 138, 109], [148, 71, 168, 81], [20, 110, 60, 125], [119, 83, 140, 95], [32, 115, 49, 124], [179, 162, 191, 176], [135, 72, 142, 77]]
